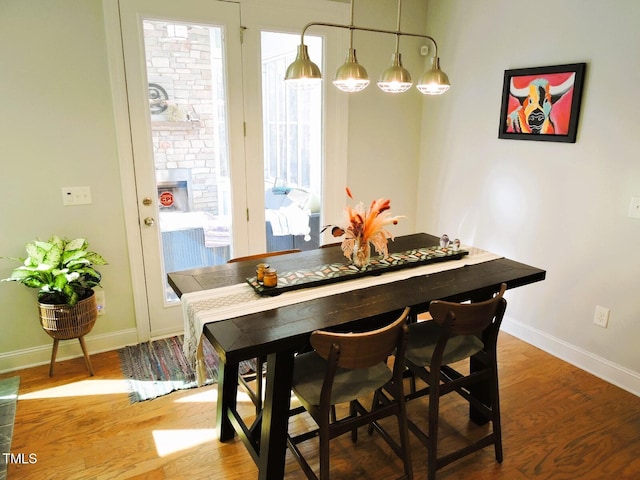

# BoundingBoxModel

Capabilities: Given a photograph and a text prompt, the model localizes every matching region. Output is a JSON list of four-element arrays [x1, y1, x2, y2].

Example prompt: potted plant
[[2, 235, 107, 375]]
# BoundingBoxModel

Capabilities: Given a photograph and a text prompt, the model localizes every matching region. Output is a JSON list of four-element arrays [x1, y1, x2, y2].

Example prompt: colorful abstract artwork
[[498, 63, 586, 143]]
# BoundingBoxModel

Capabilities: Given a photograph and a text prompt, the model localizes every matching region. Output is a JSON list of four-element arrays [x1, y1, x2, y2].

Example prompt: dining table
[[168, 232, 546, 480]]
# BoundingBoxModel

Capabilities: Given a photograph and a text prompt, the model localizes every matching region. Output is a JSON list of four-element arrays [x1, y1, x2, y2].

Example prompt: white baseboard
[[0, 328, 140, 374], [502, 316, 640, 397], [150, 327, 185, 341]]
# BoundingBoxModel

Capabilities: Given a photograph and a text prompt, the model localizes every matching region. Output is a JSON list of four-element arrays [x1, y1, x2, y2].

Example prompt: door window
[[142, 20, 234, 302], [261, 32, 323, 251]]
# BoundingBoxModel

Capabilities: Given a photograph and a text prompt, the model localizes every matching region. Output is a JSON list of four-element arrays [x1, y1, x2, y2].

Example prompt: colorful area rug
[[118, 335, 255, 403], [0, 376, 20, 480]]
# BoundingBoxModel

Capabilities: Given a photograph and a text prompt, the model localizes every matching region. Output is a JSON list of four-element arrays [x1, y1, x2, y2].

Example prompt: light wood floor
[[2, 332, 639, 480]]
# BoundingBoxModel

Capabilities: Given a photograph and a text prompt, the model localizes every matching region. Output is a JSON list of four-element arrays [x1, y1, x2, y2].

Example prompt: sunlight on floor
[[174, 386, 254, 404], [153, 428, 217, 456], [174, 387, 217, 403], [18, 379, 130, 400], [233, 389, 257, 404]]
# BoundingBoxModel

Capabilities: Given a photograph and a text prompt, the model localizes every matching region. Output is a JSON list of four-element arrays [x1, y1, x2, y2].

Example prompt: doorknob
[[144, 217, 155, 226], [142, 197, 153, 206]]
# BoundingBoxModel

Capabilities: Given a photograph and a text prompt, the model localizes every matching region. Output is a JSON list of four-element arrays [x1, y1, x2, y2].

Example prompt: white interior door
[[119, 0, 247, 337]]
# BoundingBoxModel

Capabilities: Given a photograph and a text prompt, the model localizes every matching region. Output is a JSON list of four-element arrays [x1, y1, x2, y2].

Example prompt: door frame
[[103, 0, 348, 342], [104, 0, 151, 341]]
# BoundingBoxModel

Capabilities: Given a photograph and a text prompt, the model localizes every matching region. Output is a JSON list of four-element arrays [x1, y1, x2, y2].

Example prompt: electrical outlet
[[593, 305, 610, 328], [95, 290, 106, 316]]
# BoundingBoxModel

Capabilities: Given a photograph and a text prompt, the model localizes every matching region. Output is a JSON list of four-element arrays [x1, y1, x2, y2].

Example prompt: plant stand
[[48, 336, 94, 377], [38, 292, 98, 376]]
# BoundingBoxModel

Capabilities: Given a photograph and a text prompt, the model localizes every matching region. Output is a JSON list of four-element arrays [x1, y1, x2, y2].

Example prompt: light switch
[[62, 186, 92, 206]]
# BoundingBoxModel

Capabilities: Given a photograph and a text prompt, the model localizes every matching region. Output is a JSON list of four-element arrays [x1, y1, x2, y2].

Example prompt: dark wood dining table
[[168, 232, 546, 480]]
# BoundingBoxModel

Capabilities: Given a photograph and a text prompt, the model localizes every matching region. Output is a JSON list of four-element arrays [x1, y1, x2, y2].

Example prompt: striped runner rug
[[118, 335, 255, 403]]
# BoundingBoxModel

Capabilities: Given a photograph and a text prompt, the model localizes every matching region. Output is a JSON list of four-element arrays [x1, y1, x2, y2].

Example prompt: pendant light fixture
[[285, 0, 451, 96], [377, 0, 412, 93], [284, 43, 322, 89], [417, 56, 451, 95], [332, 0, 369, 92]]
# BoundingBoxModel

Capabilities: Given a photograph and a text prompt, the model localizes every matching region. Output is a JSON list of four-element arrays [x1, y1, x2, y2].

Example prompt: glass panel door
[[261, 32, 323, 252], [144, 19, 234, 300], [237, 1, 348, 257], [117, 0, 347, 338], [119, 0, 246, 337]]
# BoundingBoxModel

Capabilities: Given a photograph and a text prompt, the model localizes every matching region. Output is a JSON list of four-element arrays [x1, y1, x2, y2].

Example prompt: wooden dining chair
[[227, 248, 301, 414], [319, 241, 341, 248], [403, 284, 507, 480], [227, 249, 300, 263], [287, 307, 413, 480]]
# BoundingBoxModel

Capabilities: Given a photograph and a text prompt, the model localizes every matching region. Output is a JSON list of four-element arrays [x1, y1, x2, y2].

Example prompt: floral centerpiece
[[322, 188, 403, 268]]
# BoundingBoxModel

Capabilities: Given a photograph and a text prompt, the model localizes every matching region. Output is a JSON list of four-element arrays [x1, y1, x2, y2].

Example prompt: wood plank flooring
[[1, 333, 639, 479]]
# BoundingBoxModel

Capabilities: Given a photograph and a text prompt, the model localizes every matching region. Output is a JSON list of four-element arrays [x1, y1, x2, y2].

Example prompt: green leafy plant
[[2, 235, 107, 306]]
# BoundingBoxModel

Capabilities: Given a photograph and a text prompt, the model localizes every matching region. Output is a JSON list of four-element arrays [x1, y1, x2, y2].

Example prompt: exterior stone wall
[[143, 21, 225, 215]]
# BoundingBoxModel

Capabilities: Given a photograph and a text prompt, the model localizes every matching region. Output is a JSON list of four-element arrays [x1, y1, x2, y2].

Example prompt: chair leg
[[427, 379, 441, 480], [350, 401, 358, 442], [368, 391, 380, 436], [490, 363, 503, 462], [394, 383, 414, 480], [319, 419, 331, 480], [49, 339, 59, 377]]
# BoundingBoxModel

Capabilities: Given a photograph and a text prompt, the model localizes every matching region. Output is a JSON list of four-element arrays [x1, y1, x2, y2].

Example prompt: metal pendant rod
[[394, 0, 402, 54], [299, 21, 439, 57]]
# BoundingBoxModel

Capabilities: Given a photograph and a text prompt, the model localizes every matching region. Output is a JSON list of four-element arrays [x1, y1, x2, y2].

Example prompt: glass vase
[[352, 238, 371, 268]]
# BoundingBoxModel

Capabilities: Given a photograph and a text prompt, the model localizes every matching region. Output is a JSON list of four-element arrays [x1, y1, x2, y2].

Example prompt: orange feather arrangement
[[321, 188, 403, 265]]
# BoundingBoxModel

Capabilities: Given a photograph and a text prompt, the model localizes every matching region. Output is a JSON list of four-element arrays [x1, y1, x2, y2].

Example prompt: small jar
[[263, 268, 278, 287], [256, 263, 269, 282]]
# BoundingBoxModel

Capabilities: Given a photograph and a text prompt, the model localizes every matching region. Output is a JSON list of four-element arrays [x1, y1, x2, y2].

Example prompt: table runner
[[182, 246, 502, 386], [247, 245, 468, 295]]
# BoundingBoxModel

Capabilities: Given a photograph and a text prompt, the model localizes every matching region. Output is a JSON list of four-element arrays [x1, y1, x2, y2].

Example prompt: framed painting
[[498, 63, 586, 143]]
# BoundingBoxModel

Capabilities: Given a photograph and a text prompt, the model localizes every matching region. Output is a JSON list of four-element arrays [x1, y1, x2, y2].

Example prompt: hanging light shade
[[285, 44, 322, 88], [416, 57, 450, 95], [332, 1, 368, 93], [377, 0, 411, 94], [333, 48, 369, 92], [377, 52, 412, 93]]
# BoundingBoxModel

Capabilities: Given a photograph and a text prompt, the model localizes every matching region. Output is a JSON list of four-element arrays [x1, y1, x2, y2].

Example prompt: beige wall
[[418, 0, 640, 394], [345, 0, 428, 235], [0, 0, 138, 369]]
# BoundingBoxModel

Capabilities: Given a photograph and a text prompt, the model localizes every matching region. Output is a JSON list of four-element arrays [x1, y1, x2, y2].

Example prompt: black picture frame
[[498, 63, 586, 143]]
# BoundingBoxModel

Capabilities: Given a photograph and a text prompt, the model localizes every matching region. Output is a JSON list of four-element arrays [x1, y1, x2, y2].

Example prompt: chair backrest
[[428, 283, 507, 336], [227, 249, 301, 263], [319, 242, 341, 249], [310, 307, 410, 370]]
